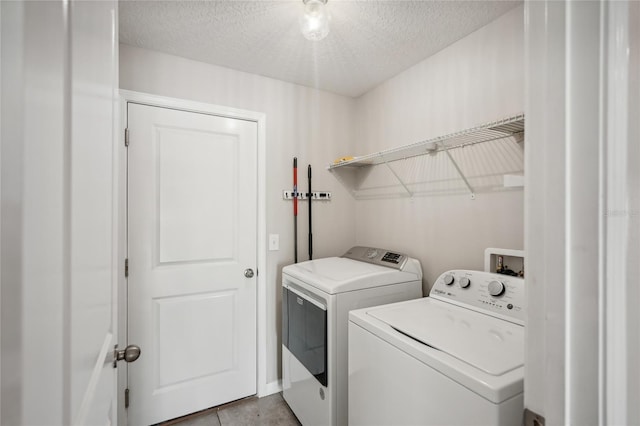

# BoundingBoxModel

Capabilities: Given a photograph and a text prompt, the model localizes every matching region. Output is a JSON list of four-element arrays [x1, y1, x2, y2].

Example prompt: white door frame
[[117, 89, 267, 424], [525, 1, 640, 424]]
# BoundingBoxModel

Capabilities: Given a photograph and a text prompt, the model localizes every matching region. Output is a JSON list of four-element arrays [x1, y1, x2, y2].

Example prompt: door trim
[[117, 89, 267, 424]]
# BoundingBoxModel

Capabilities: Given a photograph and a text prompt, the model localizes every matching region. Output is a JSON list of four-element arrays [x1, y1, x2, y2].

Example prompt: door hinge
[[124, 128, 130, 147], [125, 258, 129, 278], [125, 388, 130, 408]]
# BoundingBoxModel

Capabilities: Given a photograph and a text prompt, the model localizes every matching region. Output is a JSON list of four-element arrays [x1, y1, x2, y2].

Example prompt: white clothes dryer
[[282, 246, 423, 426], [348, 270, 525, 426]]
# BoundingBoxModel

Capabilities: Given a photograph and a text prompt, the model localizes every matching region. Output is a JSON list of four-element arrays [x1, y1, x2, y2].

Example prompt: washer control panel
[[430, 270, 525, 325], [342, 246, 408, 270]]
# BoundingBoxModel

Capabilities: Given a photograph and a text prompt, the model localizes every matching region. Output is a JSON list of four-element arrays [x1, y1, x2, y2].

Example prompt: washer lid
[[282, 257, 420, 294], [369, 298, 524, 376]]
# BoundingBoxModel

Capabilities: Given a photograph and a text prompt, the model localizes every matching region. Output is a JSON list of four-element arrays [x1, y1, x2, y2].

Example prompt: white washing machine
[[282, 246, 423, 426], [348, 269, 525, 426]]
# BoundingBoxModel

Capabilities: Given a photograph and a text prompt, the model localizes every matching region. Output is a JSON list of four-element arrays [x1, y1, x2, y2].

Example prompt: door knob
[[113, 344, 141, 368], [244, 268, 255, 278]]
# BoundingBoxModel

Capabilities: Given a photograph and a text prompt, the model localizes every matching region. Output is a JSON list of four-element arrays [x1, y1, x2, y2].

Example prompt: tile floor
[[159, 393, 301, 426]]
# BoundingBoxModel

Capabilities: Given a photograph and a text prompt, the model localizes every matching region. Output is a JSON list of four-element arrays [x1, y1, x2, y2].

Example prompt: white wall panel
[[1, 2, 68, 423], [1, 1, 118, 424], [157, 128, 237, 263], [525, 1, 640, 423], [154, 292, 236, 388]]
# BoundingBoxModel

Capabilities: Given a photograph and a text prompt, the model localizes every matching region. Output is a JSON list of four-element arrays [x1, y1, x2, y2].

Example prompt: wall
[[353, 6, 524, 291], [119, 44, 357, 386]]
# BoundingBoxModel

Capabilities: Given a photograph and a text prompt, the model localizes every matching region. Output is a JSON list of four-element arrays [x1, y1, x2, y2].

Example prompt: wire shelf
[[327, 114, 525, 199], [327, 114, 524, 170]]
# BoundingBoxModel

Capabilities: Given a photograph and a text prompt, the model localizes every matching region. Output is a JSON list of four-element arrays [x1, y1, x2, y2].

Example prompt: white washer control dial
[[488, 280, 505, 297], [430, 270, 524, 324], [459, 277, 470, 288]]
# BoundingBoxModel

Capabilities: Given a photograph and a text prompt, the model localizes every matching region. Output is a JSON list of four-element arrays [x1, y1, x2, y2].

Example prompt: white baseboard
[[258, 380, 282, 397]]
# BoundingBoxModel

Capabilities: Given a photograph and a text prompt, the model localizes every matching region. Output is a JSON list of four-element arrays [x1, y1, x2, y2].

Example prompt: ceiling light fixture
[[300, 0, 330, 41]]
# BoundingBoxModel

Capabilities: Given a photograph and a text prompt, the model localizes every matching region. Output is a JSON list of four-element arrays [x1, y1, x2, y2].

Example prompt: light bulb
[[300, 0, 330, 41]]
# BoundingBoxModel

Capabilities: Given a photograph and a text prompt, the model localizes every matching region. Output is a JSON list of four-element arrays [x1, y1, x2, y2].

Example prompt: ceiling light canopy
[[300, 0, 330, 41]]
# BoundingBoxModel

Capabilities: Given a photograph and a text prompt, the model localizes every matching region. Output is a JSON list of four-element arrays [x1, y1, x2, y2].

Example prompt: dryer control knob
[[488, 280, 505, 297], [459, 277, 470, 288], [443, 274, 455, 286]]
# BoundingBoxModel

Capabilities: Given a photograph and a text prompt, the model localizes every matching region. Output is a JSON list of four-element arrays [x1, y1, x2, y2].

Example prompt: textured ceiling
[[119, 1, 521, 98]]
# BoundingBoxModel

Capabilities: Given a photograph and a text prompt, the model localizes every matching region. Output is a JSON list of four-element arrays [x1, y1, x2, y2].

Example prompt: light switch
[[269, 234, 279, 251]]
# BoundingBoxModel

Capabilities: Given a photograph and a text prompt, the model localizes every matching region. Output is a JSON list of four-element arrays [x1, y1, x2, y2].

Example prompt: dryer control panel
[[342, 246, 408, 270], [429, 270, 525, 325]]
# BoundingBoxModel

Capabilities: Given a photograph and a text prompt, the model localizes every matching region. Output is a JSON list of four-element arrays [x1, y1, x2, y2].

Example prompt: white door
[[126, 103, 258, 425], [1, 1, 119, 424]]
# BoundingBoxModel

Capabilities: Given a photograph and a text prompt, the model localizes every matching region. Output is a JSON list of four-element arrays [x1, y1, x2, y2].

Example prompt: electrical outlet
[[269, 234, 279, 251]]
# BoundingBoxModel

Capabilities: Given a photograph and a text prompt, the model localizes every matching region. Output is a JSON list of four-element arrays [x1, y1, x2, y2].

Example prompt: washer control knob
[[488, 280, 505, 297], [459, 277, 470, 288], [443, 274, 455, 286]]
